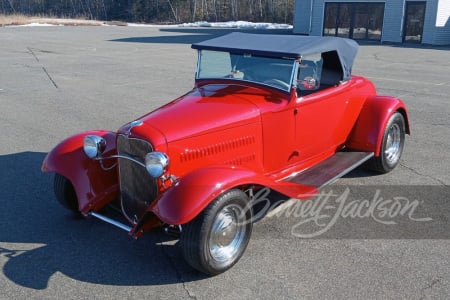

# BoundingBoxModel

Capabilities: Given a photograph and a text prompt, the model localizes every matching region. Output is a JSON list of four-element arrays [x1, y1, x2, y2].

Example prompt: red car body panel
[[288, 76, 375, 171], [150, 166, 318, 225], [346, 95, 410, 155], [119, 121, 168, 152], [138, 84, 262, 143], [42, 130, 119, 213]]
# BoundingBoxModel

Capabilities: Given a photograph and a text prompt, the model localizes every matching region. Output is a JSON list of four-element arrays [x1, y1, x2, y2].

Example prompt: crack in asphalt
[[41, 66, 58, 89], [419, 278, 441, 300], [26, 47, 58, 89], [27, 47, 40, 62], [158, 237, 198, 300], [400, 163, 447, 186], [431, 123, 450, 128]]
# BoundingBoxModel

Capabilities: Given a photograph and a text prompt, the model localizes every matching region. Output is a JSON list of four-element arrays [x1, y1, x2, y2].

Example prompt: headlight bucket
[[83, 135, 106, 159], [145, 152, 169, 178]]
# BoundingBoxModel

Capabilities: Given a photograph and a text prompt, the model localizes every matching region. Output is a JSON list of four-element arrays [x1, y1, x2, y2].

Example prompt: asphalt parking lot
[[0, 26, 449, 299]]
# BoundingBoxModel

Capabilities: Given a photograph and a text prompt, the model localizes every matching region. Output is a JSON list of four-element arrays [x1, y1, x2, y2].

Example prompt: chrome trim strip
[[99, 160, 117, 171], [291, 60, 299, 89], [126, 119, 143, 136], [195, 50, 201, 79], [96, 155, 146, 168], [90, 212, 132, 232]]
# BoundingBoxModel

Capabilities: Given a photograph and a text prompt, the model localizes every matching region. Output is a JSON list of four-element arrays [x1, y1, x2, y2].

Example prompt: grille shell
[[117, 134, 158, 223]]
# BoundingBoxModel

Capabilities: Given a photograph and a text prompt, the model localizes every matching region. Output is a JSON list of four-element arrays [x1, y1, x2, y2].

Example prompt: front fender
[[347, 96, 410, 156], [151, 166, 317, 225], [42, 130, 119, 213]]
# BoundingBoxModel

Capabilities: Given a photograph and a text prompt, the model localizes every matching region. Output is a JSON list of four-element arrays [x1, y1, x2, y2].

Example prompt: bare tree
[[0, 0, 295, 24]]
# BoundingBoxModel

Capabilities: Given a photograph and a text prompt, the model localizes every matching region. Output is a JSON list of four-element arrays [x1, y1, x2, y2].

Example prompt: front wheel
[[368, 112, 406, 173], [180, 189, 253, 275]]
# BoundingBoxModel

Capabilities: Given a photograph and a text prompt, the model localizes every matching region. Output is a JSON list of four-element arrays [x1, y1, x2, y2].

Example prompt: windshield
[[196, 50, 296, 92]]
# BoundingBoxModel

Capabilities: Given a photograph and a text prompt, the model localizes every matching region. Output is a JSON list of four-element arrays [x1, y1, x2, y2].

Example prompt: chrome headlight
[[83, 135, 106, 159], [145, 152, 169, 178]]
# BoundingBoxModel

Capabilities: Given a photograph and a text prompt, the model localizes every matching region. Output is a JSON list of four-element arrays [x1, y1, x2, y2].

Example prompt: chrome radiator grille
[[117, 134, 158, 223]]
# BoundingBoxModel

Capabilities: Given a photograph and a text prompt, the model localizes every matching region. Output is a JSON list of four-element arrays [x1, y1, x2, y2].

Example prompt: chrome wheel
[[368, 112, 406, 173], [181, 189, 253, 275], [384, 123, 402, 164], [209, 204, 248, 263]]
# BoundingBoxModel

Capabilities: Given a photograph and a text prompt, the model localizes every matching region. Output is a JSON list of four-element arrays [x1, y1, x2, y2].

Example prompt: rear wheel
[[54, 174, 79, 212], [181, 189, 253, 275], [369, 112, 406, 173]]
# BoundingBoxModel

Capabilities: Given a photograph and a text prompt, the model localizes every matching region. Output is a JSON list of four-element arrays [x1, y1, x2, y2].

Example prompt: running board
[[285, 151, 374, 188], [90, 211, 132, 232]]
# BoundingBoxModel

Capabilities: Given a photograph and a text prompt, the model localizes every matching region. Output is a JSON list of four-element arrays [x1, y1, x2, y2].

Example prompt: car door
[[295, 86, 352, 163], [261, 99, 297, 173], [293, 53, 356, 164]]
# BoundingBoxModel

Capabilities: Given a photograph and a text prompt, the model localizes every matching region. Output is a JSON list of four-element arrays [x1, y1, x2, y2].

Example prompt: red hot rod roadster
[[42, 33, 409, 275]]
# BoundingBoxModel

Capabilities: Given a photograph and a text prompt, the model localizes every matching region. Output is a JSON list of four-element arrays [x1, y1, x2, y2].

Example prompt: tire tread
[[54, 173, 79, 212]]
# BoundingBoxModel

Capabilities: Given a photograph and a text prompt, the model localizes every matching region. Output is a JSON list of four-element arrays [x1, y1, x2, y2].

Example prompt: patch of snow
[[178, 21, 293, 29], [12, 18, 104, 27], [127, 23, 180, 28], [19, 22, 60, 27], [128, 20, 292, 29], [11, 19, 292, 29]]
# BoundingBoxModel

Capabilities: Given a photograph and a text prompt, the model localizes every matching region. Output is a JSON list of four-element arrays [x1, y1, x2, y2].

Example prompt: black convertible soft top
[[192, 32, 358, 81]]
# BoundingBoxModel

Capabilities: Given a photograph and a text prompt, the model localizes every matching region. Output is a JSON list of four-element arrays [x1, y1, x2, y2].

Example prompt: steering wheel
[[264, 79, 290, 90], [298, 76, 317, 90]]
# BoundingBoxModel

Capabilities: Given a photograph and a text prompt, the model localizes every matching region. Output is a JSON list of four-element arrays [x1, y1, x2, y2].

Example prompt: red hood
[[138, 84, 263, 142]]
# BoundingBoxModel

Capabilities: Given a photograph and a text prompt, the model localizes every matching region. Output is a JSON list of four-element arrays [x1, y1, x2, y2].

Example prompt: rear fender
[[346, 96, 410, 156], [42, 130, 119, 213], [150, 166, 317, 225]]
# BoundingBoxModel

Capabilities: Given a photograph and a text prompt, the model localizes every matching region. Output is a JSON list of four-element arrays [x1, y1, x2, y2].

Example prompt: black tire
[[180, 189, 253, 275], [54, 174, 79, 212], [368, 112, 406, 173]]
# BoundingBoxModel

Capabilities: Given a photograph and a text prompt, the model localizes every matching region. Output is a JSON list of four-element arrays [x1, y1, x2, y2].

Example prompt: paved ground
[[0, 26, 449, 299]]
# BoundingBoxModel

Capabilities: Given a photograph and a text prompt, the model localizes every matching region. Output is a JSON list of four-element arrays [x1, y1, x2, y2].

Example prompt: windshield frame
[[195, 50, 297, 93]]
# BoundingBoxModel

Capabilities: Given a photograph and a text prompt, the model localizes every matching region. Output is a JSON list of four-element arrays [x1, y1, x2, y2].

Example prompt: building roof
[[192, 32, 359, 81]]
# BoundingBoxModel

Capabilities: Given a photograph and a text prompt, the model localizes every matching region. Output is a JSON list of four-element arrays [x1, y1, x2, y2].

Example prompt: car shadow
[[0, 151, 206, 290], [108, 27, 449, 50], [3, 152, 447, 289], [109, 28, 293, 44], [354, 39, 450, 50], [341, 165, 381, 178]]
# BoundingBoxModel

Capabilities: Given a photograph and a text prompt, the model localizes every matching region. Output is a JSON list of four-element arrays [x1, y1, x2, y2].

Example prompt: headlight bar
[[83, 135, 169, 178]]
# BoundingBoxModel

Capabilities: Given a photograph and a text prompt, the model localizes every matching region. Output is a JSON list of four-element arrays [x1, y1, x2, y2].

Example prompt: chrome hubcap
[[384, 123, 402, 163], [209, 204, 247, 262]]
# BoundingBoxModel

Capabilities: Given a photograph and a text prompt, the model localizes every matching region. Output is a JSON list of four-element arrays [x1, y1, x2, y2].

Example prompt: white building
[[293, 0, 450, 45]]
